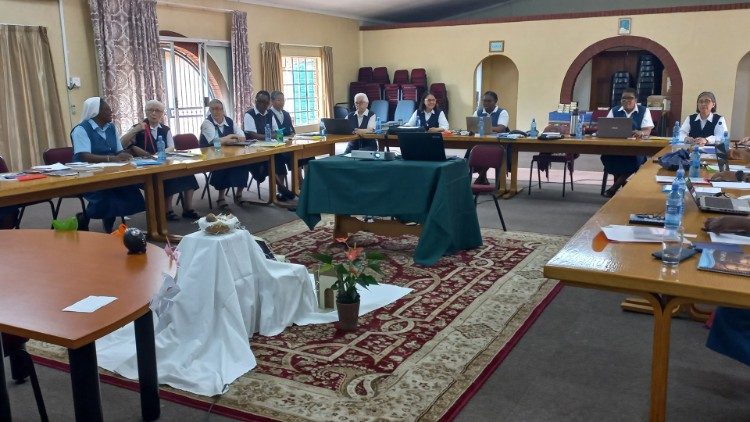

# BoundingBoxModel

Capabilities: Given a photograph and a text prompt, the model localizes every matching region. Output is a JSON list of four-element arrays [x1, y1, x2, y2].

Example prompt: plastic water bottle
[[670, 121, 681, 152], [477, 114, 485, 136], [319, 120, 326, 136], [275, 128, 284, 142], [264, 124, 271, 142], [664, 179, 684, 230], [575, 115, 584, 140], [156, 135, 166, 161], [674, 166, 686, 195], [212, 134, 221, 152], [662, 179, 685, 265], [375, 117, 382, 134], [689, 145, 701, 179], [529, 118, 538, 137], [723, 131, 730, 154]]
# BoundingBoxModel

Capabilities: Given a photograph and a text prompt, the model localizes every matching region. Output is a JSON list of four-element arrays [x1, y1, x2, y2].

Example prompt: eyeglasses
[[698, 99, 714, 104], [425, 98, 437, 102], [355, 101, 368, 105], [621, 96, 636, 101], [146, 108, 164, 113]]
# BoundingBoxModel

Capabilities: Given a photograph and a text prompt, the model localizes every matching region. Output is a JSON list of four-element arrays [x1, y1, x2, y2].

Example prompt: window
[[282, 56, 321, 126]]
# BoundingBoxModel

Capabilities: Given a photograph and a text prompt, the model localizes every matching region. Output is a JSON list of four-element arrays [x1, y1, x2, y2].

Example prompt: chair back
[[394, 100, 416, 123], [410, 68, 427, 88], [357, 67, 373, 83], [400, 84, 418, 101], [173, 133, 200, 150], [43, 147, 74, 165], [468, 145, 505, 172], [349, 81, 366, 107], [0, 155, 9, 173], [369, 100, 388, 122], [372, 67, 390, 85], [364, 83, 382, 101], [334, 103, 350, 119], [393, 69, 409, 85], [430, 83, 449, 115]]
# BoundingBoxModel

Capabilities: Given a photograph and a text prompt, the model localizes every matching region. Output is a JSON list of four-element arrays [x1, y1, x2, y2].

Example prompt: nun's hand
[[704, 216, 750, 234], [114, 152, 133, 162]]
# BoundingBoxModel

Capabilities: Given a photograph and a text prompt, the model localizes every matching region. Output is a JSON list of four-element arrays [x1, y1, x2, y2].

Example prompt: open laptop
[[397, 132, 447, 161], [596, 117, 633, 138], [685, 178, 750, 215], [320, 118, 354, 135], [466, 116, 492, 134]]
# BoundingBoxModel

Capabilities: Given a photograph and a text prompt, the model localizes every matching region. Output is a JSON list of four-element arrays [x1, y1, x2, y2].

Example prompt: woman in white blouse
[[405, 92, 449, 133], [678, 91, 728, 146]]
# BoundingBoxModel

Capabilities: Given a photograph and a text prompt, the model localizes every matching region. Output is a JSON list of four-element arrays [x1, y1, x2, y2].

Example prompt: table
[[543, 157, 750, 421], [296, 155, 482, 265], [289, 134, 354, 194], [0, 230, 173, 421]]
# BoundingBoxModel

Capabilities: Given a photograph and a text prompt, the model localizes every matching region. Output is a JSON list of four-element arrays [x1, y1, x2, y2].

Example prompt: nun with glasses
[[71, 97, 145, 232]]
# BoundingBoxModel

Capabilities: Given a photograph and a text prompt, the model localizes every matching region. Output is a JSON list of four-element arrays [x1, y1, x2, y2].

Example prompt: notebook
[[697, 249, 750, 276], [596, 117, 633, 138], [685, 178, 750, 215]]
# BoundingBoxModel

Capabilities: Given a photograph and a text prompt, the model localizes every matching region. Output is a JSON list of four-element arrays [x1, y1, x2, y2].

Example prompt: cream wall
[[361, 9, 750, 133]]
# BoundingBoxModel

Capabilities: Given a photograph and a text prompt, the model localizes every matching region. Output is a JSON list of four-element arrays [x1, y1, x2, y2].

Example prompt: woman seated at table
[[71, 97, 145, 233], [405, 92, 449, 133], [600, 88, 654, 197], [679, 91, 728, 146], [120, 100, 200, 220], [199, 99, 250, 209], [344, 93, 377, 154]]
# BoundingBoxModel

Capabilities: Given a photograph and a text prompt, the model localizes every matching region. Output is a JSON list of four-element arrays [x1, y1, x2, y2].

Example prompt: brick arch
[[560, 36, 682, 125], [158, 31, 226, 102]]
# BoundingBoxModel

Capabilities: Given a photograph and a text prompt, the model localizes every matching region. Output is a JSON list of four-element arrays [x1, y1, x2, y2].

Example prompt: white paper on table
[[656, 175, 710, 185], [63, 296, 117, 312], [661, 186, 722, 194], [709, 232, 750, 245], [32, 162, 69, 171], [707, 164, 750, 172], [89, 162, 129, 168], [710, 181, 750, 189], [701, 153, 717, 160], [602, 225, 695, 243]]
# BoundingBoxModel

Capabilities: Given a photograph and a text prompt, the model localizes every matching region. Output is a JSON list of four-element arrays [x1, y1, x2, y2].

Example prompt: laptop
[[397, 132, 447, 161], [320, 118, 354, 135], [596, 117, 633, 138], [466, 116, 492, 134], [715, 142, 729, 172], [685, 178, 750, 215]]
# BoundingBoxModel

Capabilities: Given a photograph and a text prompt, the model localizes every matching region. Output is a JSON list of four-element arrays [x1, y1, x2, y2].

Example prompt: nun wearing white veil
[[71, 97, 145, 232]]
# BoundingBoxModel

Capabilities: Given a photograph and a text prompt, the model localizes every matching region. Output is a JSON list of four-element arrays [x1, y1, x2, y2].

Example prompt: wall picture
[[618, 18, 631, 35], [489, 40, 504, 53]]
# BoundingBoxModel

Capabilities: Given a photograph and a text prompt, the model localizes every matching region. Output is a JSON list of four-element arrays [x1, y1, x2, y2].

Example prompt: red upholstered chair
[[400, 84, 418, 102], [383, 84, 400, 121], [468, 145, 507, 231], [393, 69, 409, 85], [349, 81, 366, 108], [528, 125, 577, 197], [43, 147, 86, 219], [410, 68, 427, 88], [0, 155, 55, 228], [586, 109, 610, 134], [357, 67, 373, 83], [174, 133, 214, 208], [430, 83, 449, 115], [364, 83, 382, 101], [372, 67, 390, 85]]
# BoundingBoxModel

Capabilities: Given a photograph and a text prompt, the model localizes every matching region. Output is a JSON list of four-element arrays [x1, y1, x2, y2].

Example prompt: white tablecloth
[[96, 229, 318, 396]]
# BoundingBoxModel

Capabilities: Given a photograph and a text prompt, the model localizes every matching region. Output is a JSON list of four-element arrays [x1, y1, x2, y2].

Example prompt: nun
[[71, 97, 145, 232]]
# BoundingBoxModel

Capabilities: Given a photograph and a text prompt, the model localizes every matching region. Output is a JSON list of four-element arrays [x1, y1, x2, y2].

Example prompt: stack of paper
[[31, 162, 70, 172], [601, 225, 666, 242], [710, 181, 750, 189], [708, 232, 750, 245], [254, 141, 287, 148], [655, 175, 710, 185]]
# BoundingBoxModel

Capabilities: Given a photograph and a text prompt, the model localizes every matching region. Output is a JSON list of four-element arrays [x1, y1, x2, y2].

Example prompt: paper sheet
[[710, 182, 750, 189], [602, 225, 666, 242], [707, 164, 750, 172], [656, 175, 710, 185], [32, 162, 69, 171], [709, 232, 750, 245], [90, 162, 129, 168], [662, 185, 722, 194], [63, 296, 117, 312]]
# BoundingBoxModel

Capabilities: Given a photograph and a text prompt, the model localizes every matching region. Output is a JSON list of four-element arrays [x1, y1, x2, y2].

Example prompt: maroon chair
[[383, 84, 400, 121], [468, 145, 507, 231], [372, 67, 390, 85], [393, 69, 409, 85], [357, 67, 373, 83], [174, 133, 214, 208], [401, 84, 418, 102], [410, 68, 427, 87], [364, 83, 382, 101], [43, 147, 86, 219], [349, 81, 366, 108], [430, 83, 449, 115], [528, 125, 577, 197], [0, 155, 55, 228]]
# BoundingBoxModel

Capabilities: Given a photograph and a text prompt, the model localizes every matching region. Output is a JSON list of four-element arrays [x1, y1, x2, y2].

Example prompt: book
[[697, 249, 750, 276]]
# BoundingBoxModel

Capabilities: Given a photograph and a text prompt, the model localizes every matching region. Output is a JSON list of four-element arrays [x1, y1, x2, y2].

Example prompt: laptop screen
[[683, 178, 701, 206]]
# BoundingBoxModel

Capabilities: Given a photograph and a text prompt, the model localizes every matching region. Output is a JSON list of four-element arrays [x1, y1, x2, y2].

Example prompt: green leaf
[[366, 252, 385, 260], [310, 253, 332, 264], [367, 261, 381, 273]]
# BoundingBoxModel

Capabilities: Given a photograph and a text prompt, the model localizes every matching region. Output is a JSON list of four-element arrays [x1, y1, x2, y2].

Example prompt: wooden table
[[289, 134, 355, 194], [543, 157, 750, 421], [0, 230, 173, 421]]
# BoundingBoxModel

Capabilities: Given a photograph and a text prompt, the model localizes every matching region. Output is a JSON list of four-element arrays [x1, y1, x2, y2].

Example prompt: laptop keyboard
[[703, 196, 735, 209]]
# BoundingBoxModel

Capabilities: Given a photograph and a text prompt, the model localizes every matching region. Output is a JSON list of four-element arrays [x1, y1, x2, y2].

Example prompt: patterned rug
[[27, 218, 567, 421]]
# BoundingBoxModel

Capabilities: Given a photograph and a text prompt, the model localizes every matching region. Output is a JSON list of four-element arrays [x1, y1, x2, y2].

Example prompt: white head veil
[[80, 97, 102, 124]]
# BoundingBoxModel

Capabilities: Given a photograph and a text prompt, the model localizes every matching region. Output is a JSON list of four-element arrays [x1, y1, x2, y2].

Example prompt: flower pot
[[336, 300, 360, 332]]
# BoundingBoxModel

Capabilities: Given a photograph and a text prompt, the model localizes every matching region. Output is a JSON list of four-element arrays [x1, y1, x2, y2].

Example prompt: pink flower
[[346, 247, 363, 261]]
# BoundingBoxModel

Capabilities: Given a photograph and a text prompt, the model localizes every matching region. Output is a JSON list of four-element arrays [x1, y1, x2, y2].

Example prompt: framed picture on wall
[[489, 40, 504, 53], [618, 18, 631, 35]]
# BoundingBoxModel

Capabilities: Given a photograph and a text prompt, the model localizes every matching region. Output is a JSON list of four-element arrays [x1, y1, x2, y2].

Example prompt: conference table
[[543, 157, 750, 421], [0, 230, 173, 421]]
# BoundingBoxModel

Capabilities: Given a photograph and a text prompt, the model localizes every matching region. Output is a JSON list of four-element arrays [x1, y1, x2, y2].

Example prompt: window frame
[[281, 55, 323, 127]]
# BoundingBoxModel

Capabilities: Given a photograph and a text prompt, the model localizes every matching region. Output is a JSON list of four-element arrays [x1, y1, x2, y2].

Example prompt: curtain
[[88, 0, 164, 134], [0, 25, 66, 169], [261, 42, 282, 93], [231, 11, 254, 123], [320, 46, 334, 118]]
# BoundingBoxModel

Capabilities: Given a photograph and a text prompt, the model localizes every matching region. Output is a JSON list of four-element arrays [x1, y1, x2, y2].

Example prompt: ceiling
[[235, 0, 513, 24]]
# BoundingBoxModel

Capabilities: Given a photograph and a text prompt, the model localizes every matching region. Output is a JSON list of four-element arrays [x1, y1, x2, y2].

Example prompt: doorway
[[473, 55, 519, 130], [731, 52, 750, 139]]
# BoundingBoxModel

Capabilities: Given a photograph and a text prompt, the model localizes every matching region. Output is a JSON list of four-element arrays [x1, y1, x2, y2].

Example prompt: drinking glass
[[661, 226, 684, 266]]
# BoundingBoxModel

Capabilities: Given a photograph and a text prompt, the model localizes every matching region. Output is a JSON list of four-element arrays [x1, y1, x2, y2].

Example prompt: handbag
[[657, 149, 690, 171]]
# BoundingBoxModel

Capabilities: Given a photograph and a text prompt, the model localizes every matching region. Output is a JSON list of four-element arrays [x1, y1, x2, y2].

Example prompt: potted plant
[[312, 238, 384, 331]]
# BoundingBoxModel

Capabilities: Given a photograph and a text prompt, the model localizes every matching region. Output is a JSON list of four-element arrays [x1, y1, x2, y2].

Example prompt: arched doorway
[[560, 36, 683, 135], [731, 52, 750, 139], [473, 55, 519, 129]]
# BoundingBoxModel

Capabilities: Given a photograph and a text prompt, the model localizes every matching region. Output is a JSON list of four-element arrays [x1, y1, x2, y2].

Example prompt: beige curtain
[[0, 25, 66, 170], [320, 46, 334, 118], [231, 11, 254, 122], [261, 42, 282, 92]]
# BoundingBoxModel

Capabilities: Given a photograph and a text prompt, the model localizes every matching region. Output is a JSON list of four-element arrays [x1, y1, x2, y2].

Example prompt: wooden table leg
[[502, 146, 521, 198], [143, 177, 160, 241], [291, 151, 301, 196], [68, 342, 103, 422], [621, 297, 711, 322], [0, 336, 11, 422]]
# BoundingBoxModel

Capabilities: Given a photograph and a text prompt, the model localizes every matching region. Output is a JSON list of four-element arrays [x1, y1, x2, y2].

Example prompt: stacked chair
[[430, 83, 449, 115], [393, 69, 409, 85], [610, 71, 632, 107], [357, 67, 373, 83]]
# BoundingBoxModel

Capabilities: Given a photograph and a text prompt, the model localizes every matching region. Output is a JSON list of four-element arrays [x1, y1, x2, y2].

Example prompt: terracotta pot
[[336, 300, 360, 332]]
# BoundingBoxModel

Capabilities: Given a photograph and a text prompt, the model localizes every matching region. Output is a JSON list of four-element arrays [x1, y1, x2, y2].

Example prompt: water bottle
[[275, 128, 284, 142], [156, 135, 166, 161], [375, 117, 382, 134], [529, 118, 538, 137], [670, 121, 681, 152], [212, 134, 221, 152], [319, 120, 326, 136], [674, 166, 686, 195], [478, 115, 485, 136], [575, 115, 584, 140], [689, 145, 701, 179], [264, 123, 271, 142], [723, 131, 730, 154]]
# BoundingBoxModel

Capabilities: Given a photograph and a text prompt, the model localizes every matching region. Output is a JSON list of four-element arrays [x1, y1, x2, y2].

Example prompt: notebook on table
[[685, 178, 750, 215], [596, 117, 633, 138], [698, 249, 750, 276]]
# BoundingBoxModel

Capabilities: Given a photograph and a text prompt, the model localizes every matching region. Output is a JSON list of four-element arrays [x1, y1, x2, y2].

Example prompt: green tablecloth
[[296, 156, 482, 265]]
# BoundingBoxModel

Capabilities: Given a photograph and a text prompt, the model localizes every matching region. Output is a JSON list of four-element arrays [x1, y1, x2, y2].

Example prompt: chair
[[0, 156, 55, 228], [410, 68, 427, 89], [393, 69, 409, 85], [383, 84, 401, 121], [43, 147, 86, 219], [349, 81, 366, 108], [400, 84, 418, 102], [394, 100, 416, 124], [173, 134, 213, 208], [430, 83, 449, 115], [369, 100, 388, 123], [586, 109, 609, 134], [528, 153, 577, 197], [357, 67, 373, 83], [468, 145, 507, 231], [334, 103, 350, 119], [2, 333, 48, 420], [364, 83, 382, 101], [372, 67, 390, 85]]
